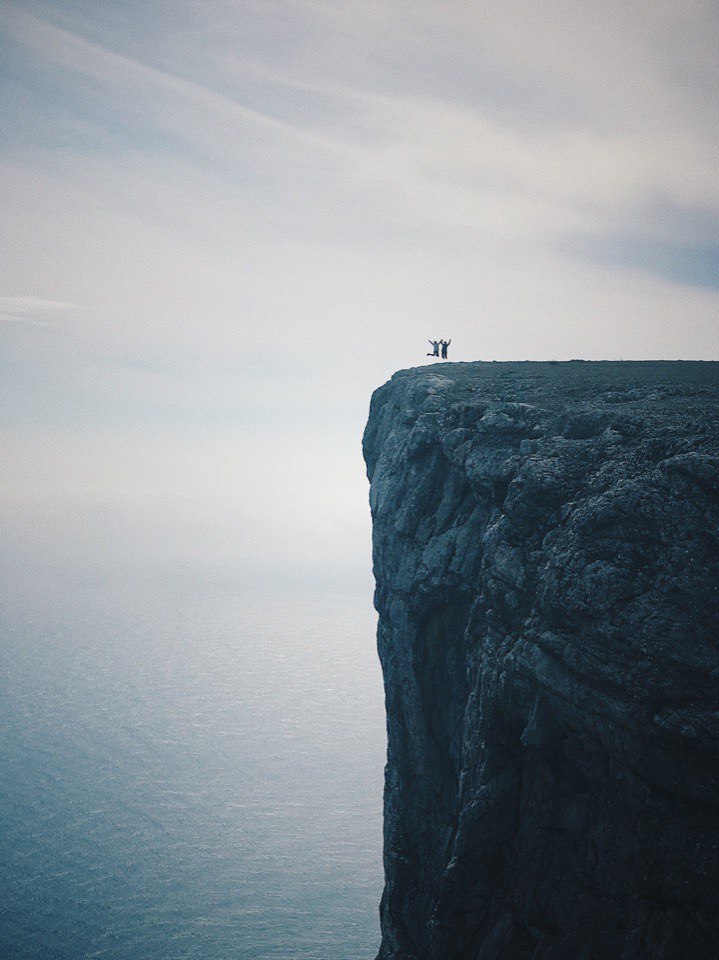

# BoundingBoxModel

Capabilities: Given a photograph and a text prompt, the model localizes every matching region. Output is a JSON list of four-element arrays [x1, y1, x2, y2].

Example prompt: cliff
[[363, 361, 719, 960]]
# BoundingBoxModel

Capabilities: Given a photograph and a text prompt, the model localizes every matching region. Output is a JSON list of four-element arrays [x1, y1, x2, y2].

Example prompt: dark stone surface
[[363, 362, 719, 960]]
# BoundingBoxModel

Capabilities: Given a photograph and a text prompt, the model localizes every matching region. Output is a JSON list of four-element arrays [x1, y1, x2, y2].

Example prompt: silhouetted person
[[427, 339, 440, 357], [440, 338, 451, 359]]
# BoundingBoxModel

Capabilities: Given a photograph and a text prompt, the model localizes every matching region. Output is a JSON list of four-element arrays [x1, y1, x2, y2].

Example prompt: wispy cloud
[[0, 296, 77, 314], [2, 4, 359, 161], [6, 0, 716, 250], [0, 295, 79, 328]]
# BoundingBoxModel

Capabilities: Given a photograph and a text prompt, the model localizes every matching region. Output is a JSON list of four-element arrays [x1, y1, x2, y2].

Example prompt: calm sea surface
[[0, 589, 385, 959]]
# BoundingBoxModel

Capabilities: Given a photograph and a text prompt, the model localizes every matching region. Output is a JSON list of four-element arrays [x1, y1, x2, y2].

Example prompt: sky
[[1, 0, 718, 604]]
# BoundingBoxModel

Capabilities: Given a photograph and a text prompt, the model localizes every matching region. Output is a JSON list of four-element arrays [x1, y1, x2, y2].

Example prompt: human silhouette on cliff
[[440, 339, 451, 359], [427, 339, 440, 357]]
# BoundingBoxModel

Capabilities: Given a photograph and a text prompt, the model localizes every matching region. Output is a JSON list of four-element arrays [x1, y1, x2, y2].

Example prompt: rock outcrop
[[363, 361, 719, 960]]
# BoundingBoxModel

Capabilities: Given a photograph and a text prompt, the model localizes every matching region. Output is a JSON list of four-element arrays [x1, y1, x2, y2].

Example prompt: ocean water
[[0, 588, 385, 960]]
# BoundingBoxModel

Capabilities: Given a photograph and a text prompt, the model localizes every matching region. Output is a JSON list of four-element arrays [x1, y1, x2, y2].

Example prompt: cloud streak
[[5, 0, 717, 254], [2, 4, 350, 155], [0, 296, 78, 315]]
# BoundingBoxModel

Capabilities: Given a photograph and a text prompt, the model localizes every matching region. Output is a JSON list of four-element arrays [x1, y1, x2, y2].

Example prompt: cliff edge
[[363, 361, 719, 960]]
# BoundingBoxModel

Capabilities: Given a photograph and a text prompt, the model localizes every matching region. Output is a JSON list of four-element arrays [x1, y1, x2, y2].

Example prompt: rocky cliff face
[[363, 361, 719, 960]]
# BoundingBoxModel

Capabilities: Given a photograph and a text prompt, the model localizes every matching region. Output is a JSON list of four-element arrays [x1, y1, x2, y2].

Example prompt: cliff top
[[384, 358, 719, 405], [365, 360, 719, 477]]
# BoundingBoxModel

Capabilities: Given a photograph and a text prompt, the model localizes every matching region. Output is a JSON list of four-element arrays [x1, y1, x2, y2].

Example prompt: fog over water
[[0, 582, 385, 959], [1, 399, 385, 957]]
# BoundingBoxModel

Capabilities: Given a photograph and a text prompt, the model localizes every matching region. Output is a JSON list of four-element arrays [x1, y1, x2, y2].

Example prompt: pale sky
[[1, 0, 718, 603]]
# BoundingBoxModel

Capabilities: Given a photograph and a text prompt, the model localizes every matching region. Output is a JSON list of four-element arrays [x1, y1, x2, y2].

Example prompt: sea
[[0, 585, 385, 960]]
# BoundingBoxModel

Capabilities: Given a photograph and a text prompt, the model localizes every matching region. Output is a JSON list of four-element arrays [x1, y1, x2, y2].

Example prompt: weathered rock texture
[[363, 361, 719, 960]]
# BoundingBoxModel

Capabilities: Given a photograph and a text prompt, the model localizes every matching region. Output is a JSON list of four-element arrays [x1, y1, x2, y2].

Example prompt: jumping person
[[440, 338, 451, 359], [427, 339, 440, 357]]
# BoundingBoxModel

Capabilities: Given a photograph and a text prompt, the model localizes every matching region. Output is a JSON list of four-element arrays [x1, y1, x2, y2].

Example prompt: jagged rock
[[363, 361, 719, 960]]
